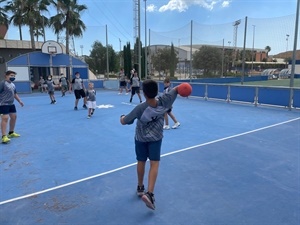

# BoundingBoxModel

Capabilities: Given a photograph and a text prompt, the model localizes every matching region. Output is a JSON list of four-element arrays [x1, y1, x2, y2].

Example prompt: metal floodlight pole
[[119, 38, 122, 67], [138, 0, 141, 78], [286, 34, 290, 68], [144, 0, 147, 78], [251, 25, 255, 73], [106, 25, 109, 80], [288, 0, 299, 110], [222, 39, 224, 77], [189, 20, 193, 83], [232, 19, 241, 70], [241, 17, 247, 85]]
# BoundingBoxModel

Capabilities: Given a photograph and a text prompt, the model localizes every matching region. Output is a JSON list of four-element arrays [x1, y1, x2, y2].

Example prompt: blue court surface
[[0, 89, 299, 225]]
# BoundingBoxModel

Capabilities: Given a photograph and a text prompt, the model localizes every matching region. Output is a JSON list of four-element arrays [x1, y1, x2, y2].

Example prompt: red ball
[[178, 82, 192, 97]]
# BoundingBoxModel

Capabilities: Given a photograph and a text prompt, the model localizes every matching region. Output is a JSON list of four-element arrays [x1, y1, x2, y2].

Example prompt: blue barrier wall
[[14, 81, 32, 94], [15, 79, 299, 110], [157, 80, 300, 109], [258, 87, 290, 107], [230, 86, 256, 103], [293, 89, 300, 108]]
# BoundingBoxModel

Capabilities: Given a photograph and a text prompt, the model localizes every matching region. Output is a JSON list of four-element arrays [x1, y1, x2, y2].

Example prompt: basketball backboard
[[41, 40, 63, 55]]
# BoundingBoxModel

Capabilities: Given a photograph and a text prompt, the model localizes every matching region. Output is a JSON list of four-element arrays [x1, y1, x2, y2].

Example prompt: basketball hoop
[[41, 40, 63, 55]]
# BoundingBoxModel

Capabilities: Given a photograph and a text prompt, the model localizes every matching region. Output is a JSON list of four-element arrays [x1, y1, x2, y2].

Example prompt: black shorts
[[120, 81, 126, 87], [131, 87, 140, 95], [74, 89, 86, 99], [0, 104, 17, 115]]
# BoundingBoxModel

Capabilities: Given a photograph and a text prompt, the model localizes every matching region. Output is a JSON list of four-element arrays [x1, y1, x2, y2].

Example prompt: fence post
[[226, 85, 231, 103], [254, 87, 259, 107], [205, 84, 208, 100]]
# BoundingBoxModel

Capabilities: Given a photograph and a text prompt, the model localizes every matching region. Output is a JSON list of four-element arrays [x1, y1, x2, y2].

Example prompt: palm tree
[[50, 0, 87, 54], [265, 46, 271, 57], [6, 0, 26, 40], [34, 15, 49, 42], [20, 0, 50, 50], [0, 0, 9, 38]]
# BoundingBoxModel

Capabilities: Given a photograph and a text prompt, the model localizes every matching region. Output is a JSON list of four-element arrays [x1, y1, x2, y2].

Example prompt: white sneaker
[[172, 122, 180, 129], [163, 125, 170, 130], [118, 92, 122, 95]]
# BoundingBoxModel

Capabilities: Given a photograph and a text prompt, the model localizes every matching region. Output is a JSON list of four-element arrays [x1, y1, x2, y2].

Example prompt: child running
[[86, 82, 96, 119], [118, 68, 129, 95], [129, 70, 142, 103], [120, 79, 180, 210], [163, 78, 180, 129], [46, 75, 56, 104]]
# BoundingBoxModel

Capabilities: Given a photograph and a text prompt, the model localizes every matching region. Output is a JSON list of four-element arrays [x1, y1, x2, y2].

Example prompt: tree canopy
[[193, 45, 222, 76]]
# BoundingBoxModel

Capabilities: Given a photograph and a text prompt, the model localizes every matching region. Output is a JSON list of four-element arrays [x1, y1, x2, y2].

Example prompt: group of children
[[39, 72, 97, 119], [2, 69, 182, 211]]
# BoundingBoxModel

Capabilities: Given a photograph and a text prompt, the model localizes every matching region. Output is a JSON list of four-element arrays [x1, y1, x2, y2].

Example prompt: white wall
[[7, 66, 29, 81]]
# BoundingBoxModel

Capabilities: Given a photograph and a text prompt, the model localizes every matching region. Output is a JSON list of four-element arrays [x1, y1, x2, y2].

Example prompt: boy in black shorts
[[120, 79, 180, 210], [0, 70, 24, 143], [70, 72, 87, 110]]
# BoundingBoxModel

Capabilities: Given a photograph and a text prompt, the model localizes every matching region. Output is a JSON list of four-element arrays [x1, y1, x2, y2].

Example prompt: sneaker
[[83, 104, 87, 109], [53, 100, 56, 104], [87, 115, 91, 119], [125, 92, 129, 95], [163, 125, 170, 130], [141, 192, 155, 210], [118, 92, 122, 95], [8, 132, 20, 138], [172, 122, 181, 129], [2, 135, 10, 143], [74, 106, 78, 110], [50, 101, 54, 104], [137, 185, 145, 197]]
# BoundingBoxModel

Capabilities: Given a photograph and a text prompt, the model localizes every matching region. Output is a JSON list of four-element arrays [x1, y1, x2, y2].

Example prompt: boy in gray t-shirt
[[0, 70, 24, 143], [120, 79, 180, 210]]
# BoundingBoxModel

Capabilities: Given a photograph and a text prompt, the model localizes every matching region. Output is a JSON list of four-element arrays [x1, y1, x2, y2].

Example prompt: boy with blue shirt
[[120, 79, 180, 210]]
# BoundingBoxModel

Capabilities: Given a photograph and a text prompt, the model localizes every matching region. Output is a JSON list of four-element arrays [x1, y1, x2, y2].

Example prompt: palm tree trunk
[[18, 25, 22, 40], [66, 31, 69, 54], [29, 25, 36, 50]]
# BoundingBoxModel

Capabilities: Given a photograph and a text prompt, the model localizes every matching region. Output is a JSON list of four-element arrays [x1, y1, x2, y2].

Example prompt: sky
[[4, 0, 299, 56]]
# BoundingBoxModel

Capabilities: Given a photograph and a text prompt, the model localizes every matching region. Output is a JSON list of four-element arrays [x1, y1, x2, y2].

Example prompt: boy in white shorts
[[86, 82, 96, 119]]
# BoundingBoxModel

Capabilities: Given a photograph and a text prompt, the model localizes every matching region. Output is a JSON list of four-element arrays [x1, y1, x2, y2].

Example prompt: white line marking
[[0, 117, 299, 206], [121, 102, 137, 106]]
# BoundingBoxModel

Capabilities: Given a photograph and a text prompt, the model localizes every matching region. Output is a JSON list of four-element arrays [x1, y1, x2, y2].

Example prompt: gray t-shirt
[[86, 89, 96, 101], [0, 80, 16, 105], [46, 80, 55, 92], [131, 76, 140, 87], [59, 77, 67, 86], [123, 89, 178, 142], [72, 78, 84, 90], [119, 71, 126, 82]]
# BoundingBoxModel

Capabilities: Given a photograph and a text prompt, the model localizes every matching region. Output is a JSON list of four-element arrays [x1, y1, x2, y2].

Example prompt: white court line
[[121, 102, 137, 106], [0, 117, 299, 206]]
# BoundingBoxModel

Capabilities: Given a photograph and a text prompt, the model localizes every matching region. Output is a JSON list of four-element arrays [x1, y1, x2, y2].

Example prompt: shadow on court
[[0, 90, 299, 225]]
